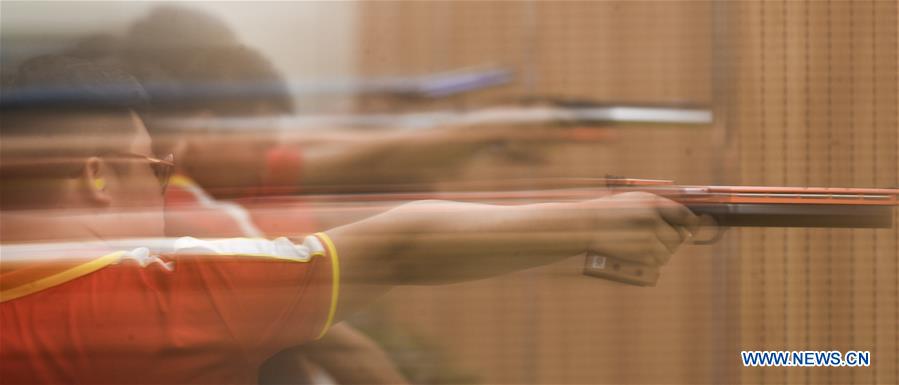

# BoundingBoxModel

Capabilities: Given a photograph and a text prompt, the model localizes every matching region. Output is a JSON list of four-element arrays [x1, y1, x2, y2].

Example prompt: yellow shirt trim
[[0, 251, 125, 303], [0, 237, 322, 303], [169, 173, 196, 188], [314, 232, 340, 339]]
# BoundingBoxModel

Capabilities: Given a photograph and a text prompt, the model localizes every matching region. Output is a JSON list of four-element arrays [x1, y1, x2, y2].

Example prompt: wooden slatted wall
[[351, 1, 897, 384], [726, 1, 898, 384]]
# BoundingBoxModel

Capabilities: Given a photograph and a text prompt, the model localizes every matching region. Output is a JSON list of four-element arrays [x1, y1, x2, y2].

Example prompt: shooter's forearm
[[325, 200, 592, 285]]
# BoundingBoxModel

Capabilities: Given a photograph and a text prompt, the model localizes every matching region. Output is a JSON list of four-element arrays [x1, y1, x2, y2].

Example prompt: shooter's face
[[78, 111, 167, 238], [116, 112, 167, 209], [1, 110, 168, 240]]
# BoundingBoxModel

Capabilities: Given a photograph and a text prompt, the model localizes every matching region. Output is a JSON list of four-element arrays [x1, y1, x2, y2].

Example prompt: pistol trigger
[[691, 214, 726, 245]]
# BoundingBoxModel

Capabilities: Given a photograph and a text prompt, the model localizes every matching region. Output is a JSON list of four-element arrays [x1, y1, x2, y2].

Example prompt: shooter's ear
[[81, 157, 112, 206]]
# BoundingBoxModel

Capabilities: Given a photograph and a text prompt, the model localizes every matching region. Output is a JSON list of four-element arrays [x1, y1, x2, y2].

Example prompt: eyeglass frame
[[0, 152, 175, 194], [98, 152, 175, 194]]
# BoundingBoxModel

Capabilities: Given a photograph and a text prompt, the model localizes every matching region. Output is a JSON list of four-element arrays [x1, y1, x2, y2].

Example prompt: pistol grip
[[582, 253, 660, 286]]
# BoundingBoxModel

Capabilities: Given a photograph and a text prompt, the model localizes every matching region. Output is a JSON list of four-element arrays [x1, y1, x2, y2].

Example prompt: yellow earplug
[[93, 178, 107, 191]]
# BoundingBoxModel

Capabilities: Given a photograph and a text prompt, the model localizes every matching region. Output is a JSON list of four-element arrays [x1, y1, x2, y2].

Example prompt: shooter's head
[[1, 55, 169, 236]]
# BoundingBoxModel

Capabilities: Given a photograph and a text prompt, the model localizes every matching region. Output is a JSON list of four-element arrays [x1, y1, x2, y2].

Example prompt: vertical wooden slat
[[762, 2, 790, 384], [783, 2, 812, 384], [849, 2, 876, 385], [827, 3, 855, 383], [731, 2, 764, 383], [805, 3, 833, 384], [873, 2, 899, 384]]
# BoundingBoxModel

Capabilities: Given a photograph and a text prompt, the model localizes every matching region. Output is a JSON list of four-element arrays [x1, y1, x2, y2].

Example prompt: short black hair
[[1, 55, 149, 156], [1, 54, 149, 115]]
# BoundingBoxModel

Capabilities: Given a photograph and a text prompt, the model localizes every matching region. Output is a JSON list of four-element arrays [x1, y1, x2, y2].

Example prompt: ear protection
[[93, 177, 107, 191]]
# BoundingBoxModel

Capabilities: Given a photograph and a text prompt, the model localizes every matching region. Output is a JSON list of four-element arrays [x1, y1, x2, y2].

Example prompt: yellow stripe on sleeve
[[313, 232, 340, 339], [0, 251, 125, 303]]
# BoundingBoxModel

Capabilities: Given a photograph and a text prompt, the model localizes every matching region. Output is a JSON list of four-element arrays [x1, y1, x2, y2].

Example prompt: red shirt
[[165, 174, 266, 238], [164, 172, 319, 240], [0, 235, 339, 384]]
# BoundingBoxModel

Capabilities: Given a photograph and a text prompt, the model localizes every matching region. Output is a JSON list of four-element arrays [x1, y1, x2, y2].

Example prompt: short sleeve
[[167, 235, 336, 365]]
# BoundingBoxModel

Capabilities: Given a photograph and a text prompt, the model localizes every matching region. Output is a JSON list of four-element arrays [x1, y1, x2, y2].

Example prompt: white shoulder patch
[[173, 236, 324, 262]]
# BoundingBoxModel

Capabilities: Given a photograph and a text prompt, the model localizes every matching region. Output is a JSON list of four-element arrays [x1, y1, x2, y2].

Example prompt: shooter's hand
[[584, 192, 700, 266]]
